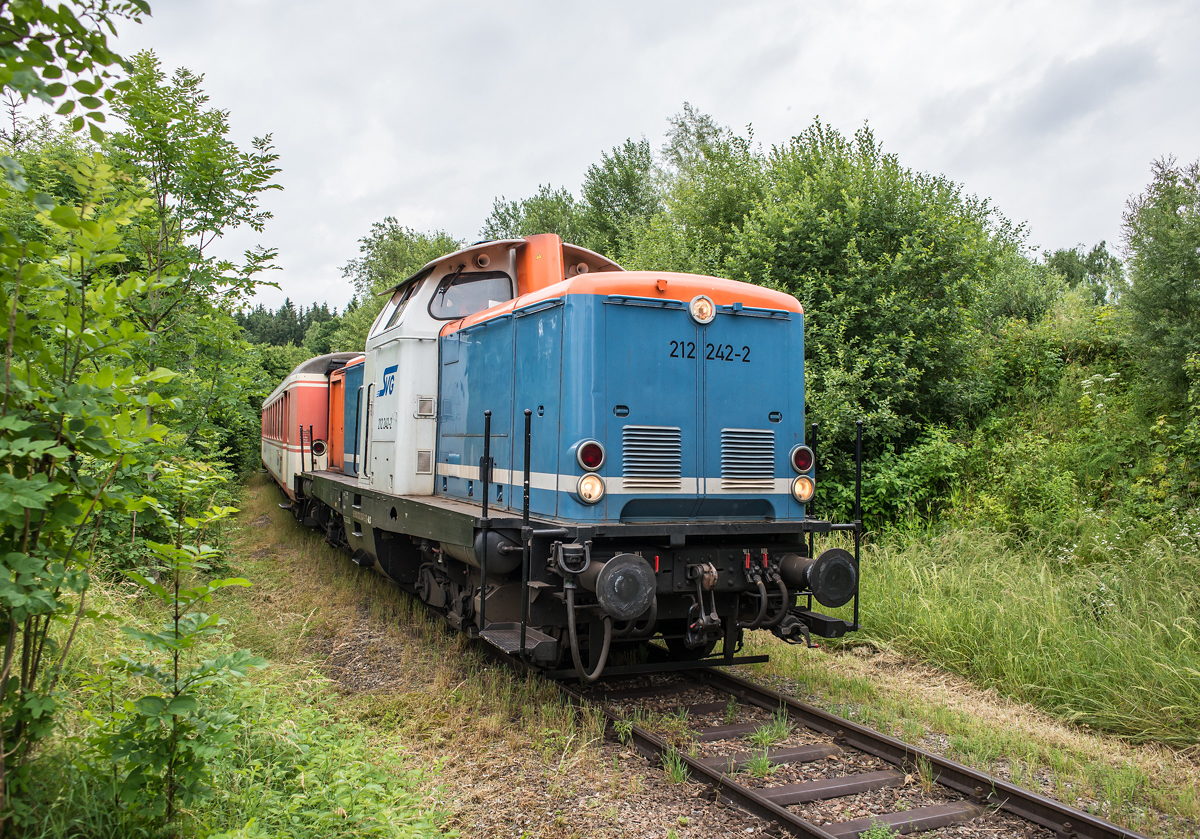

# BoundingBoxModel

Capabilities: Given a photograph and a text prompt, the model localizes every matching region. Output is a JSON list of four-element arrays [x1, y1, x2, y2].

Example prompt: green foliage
[[1123, 156, 1200, 396], [732, 121, 1010, 476], [1044, 240, 1124, 306], [977, 247, 1066, 329], [0, 150, 165, 823], [237, 299, 339, 348], [331, 219, 461, 351], [0, 0, 148, 141], [579, 137, 661, 258], [85, 462, 265, 825], [110, 49, 281, 343], [481, 183, 587, 244]]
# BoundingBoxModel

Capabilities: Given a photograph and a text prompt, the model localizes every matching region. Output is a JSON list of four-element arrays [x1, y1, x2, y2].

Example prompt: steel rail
[[555, 679, 841, 839], [697, 667, 1151, 839], [486, 637, 1152, 839]]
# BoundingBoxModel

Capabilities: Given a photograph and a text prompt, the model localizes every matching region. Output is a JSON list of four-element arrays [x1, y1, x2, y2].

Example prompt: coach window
[[428, 270, 513, 320]]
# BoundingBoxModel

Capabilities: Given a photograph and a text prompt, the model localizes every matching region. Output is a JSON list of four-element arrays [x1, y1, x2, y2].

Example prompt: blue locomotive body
[[435, 290, 809, 524]]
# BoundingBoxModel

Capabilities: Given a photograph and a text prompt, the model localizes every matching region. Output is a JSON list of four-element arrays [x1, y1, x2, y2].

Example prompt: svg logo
[[378, 364, 397, 397]]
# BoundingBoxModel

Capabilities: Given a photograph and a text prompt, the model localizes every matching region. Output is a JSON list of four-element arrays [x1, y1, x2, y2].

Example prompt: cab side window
[[428, 271, 513, 320], [383, 277, 425, 330]]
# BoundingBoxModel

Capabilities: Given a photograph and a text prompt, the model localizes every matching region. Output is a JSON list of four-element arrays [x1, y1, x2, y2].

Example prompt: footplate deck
[[479, 624, 559, 664]]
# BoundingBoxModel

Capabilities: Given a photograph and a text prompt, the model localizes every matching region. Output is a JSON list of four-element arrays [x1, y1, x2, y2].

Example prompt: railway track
[[513, 655, 1150, 839]]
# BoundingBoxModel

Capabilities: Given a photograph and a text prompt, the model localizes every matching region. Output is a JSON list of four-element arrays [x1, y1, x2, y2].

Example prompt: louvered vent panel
[[720, 428, 775, 491], [416, 450, 433, 474], [622, 425, 682, 490]]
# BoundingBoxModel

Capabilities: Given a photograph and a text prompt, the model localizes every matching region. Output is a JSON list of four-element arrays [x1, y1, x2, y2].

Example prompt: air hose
[[612, 597, 657, 638], [740, 579, 769, 629], [566, 585, 613, 683], [765, 577, 790, 628]]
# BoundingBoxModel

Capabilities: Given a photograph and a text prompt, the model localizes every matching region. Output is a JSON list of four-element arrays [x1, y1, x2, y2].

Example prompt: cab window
[[383, 277, 425, 330], [428, 271, 513, 320]]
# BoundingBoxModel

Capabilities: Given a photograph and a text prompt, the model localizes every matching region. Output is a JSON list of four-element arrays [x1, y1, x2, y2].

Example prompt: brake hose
[[765, 577, 790, 628], [566, 585, 613, 683], [740, 579, 769, 630]]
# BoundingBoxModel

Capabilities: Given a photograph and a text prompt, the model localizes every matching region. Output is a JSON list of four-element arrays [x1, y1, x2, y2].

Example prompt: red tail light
[[791, 445, 814, 473], [577, 440, 605, 471]]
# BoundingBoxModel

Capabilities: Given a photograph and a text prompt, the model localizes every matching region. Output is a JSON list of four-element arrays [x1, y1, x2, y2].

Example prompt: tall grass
[[841, 523, 1200, 746]]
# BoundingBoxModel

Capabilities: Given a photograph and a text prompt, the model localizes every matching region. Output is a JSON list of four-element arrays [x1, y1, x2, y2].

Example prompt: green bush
[[21, 677, 451, 839]]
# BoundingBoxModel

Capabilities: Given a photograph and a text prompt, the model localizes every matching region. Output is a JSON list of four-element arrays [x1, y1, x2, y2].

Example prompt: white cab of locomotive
[[358, 241, 521, 497]]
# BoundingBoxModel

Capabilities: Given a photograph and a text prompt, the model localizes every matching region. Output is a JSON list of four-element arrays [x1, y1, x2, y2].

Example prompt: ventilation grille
[[622, 425, 682, 490], [720, 428, 775, 490], [416, 450, 433, 474]]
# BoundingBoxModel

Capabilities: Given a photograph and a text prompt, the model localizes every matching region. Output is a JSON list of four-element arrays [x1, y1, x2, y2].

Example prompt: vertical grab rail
[[853, 419, 863, 631], [353, 386, 363, 476], [519, 409, 532, 661], [298, 424, 306, 474], [807, 421, 818, 612], [478, 410, 492, 633], [309, 424, 315, 472], [808, 422, 818, 561]]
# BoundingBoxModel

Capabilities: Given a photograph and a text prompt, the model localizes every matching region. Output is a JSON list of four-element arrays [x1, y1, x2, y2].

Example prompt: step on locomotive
[[262, 233, 862, 680]]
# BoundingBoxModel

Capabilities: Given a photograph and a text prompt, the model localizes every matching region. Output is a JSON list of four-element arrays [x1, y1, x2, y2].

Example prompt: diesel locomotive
[[262, 234, 861, 679]]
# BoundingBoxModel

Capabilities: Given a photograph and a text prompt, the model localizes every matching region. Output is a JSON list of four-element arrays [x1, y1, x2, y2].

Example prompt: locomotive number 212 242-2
[[668, 341, 751, 362]]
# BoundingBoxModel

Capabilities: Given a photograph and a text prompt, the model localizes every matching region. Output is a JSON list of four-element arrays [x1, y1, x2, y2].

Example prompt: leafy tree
[[0, 2, 154, 826], [331, 220, 460, 351], [622, 105, 764, 273], [88, 463, 263, 826], [731, 120, 1010, 467], [579, 137, 661, 259], [1122, 157, 1200, 395], [107, 50, 281, 373], [0, 0, 147, 141], [1044, 241, 1124, 305], [0, 154, 166, 828], [480, 183, 586, 244]]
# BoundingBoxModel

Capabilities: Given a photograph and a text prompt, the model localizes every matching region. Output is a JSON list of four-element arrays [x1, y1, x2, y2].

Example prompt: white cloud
[[113, 0, 1200, 307]]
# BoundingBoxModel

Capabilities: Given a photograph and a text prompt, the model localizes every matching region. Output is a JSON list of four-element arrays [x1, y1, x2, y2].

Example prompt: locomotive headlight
[[689, 294, 716, 325], [577, 473, 606, 505], [791, 475, 815, 503]]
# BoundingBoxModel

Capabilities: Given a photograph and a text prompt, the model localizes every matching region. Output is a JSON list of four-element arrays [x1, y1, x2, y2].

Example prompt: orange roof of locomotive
[[436, 233, 802, 337]]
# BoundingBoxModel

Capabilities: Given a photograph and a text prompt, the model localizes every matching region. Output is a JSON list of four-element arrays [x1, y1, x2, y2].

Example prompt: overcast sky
[[114, 0, 1199, 311]]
